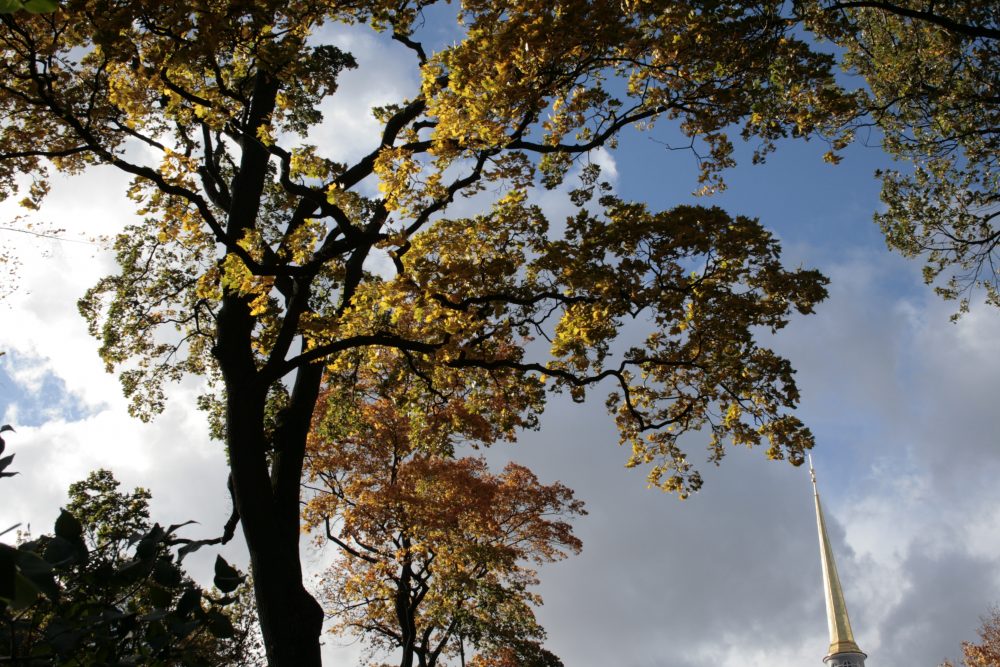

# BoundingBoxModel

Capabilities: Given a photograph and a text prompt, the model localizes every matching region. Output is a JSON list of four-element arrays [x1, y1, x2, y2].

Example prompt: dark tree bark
[[214, 71, 326, 667]]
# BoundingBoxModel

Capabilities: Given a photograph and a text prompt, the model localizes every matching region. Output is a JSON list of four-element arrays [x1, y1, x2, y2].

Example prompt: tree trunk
[[215, 69, 326, 667], [220, 352, 325, 667], [397, 558, 417, 667]]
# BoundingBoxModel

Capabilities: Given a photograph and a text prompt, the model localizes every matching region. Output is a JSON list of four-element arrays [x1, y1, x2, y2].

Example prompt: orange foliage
[[304, 352, 581, 666], [960, 606, 1000, 667]]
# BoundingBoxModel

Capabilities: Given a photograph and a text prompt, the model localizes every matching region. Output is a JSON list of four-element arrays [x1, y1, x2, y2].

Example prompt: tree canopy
[[0, 2, 856, 664], [941, 605, 1000, 667], [802, 0, 999, 312], [304, 362, 582, 667]]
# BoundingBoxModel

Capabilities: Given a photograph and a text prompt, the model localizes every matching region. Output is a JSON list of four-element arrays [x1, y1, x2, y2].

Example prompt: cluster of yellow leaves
[[214, 227, 280, 315], [409, 0, 857, 199], [538, 202, 826, 494], [302, 189, 826, 497]]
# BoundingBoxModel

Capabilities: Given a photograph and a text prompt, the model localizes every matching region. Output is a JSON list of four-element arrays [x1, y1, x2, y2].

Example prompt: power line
[[0, 224, 99, 246]]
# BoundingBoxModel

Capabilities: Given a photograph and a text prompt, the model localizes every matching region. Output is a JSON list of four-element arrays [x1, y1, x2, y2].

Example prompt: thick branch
[[829, 1, 1000, 40]]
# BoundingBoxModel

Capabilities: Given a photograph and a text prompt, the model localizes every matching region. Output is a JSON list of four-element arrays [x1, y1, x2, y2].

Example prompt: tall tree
[[304, 361, 582, 667], [802, 0, 1000, 312], [1, 2, 853, 664]]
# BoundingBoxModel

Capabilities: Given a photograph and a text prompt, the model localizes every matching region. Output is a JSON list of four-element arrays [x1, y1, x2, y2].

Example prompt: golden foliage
[[3, 0, 842, 489]]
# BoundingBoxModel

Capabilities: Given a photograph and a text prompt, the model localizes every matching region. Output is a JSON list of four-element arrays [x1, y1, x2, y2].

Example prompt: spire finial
[[811, 457, 866, 665]]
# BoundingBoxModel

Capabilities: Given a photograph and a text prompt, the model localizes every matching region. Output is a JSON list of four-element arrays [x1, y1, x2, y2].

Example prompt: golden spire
[[810, 456, 865, 660]]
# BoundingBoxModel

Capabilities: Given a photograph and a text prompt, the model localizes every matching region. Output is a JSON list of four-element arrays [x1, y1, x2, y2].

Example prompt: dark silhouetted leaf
[[139, 608, 170, 623], [10, 571, 39, 609], [16, 550, 58, 600], [152, 557, 182, 588], [116, 555, 155, 581], [166, 519, 197, 534], [54, 509, 83, 542], [43, 616, 85, 654], [135, 537, 158, 560], [167, 616, 202, 639], [213, 555, 242, 593], [205, 608, 236, 638], [43, 535, 79, 566], [175, 587, 201, 617], [148, 584, 172, 609], [0, 544, 15, 600]]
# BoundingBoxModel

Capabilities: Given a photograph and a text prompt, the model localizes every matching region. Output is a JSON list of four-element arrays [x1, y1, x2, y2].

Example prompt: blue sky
[[2, 14, 1000, 667]]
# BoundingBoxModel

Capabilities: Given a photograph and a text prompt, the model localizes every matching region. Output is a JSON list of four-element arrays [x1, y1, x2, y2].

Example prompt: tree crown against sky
[[941, 605, 1000, 667], [800, 0, 999, 314], [1, 2, 857, 664], [2, 0, 846, 492], [303, 356, 582, 667]]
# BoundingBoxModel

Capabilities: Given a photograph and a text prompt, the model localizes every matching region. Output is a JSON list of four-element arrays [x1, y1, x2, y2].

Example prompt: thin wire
[[0, 224, 98, 245]]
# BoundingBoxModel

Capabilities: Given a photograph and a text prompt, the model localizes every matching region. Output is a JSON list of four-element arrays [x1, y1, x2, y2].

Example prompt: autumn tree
[[940, 605, 1000, 667], [801, 0, 1000, 312], [304, 356, 580, 667], [467, 642, 563, 667], [1, 2, 854, 664], [959, 606, 1000, 667]]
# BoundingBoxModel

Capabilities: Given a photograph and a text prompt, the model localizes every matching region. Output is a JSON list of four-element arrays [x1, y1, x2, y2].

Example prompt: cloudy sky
[[3, 16, 1000, 667]]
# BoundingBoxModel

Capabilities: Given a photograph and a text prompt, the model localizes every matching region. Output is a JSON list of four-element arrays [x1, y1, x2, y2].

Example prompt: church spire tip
[[810, 457, 867, 666]]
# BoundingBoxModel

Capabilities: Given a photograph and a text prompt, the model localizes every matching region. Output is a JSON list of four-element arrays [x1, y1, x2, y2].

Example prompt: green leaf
[[0, 0, 24, 11], [213, 555, 243, 593], [21, 0, 58, 12]]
